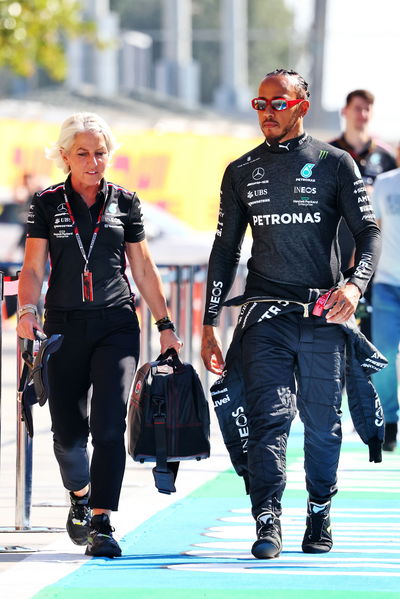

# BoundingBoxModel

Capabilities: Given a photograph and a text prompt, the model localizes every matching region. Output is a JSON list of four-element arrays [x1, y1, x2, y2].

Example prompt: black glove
[[368, 436, 383, 463]]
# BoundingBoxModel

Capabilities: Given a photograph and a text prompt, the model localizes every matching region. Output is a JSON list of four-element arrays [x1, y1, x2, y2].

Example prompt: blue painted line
[[32, 419, 400, 597], [41, 490, 399, 594]]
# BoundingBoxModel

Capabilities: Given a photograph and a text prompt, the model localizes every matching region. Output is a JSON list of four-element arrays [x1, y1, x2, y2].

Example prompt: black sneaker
[[383, 422, 397, 452], [85, 514, 122, 558], [302, 499, 332, 554], [251, 511, 282, 559], [66, 491, 91, 546]]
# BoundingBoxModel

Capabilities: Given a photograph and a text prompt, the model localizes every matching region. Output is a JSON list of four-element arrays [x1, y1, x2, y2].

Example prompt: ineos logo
[[252, 167, 265, 181], [231, 406, 249, 453]]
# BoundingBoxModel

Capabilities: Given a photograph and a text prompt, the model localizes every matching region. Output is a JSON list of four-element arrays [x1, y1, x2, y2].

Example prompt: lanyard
[[63, 186, 106, 271]]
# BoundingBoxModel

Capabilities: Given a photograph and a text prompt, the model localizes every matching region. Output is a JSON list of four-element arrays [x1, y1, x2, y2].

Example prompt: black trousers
[[241, 312, 346, 519], [44, 303, 140, 511]]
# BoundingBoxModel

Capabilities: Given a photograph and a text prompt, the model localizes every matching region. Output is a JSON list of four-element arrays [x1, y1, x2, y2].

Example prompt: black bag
[[127, 349, 210, 494], [19, 332, 64, 406], [18, 332, 64, 437]]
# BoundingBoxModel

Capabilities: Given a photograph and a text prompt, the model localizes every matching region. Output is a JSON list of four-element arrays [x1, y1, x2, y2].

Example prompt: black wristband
[[157, 321, 176, 332], [155, 316, 170, 326]]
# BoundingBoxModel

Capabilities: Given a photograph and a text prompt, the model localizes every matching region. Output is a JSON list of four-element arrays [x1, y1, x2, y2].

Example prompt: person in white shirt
[[371, 168, 400, 451]]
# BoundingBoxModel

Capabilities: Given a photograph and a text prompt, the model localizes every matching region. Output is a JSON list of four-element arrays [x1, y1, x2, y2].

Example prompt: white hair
[[46, 112, 117, 173]]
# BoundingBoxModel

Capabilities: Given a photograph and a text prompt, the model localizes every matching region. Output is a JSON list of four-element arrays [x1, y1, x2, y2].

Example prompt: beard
[[263, 107, 303, 143]]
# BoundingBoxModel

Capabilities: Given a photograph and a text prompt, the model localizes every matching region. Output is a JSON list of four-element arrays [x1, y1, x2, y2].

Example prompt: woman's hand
[[159, 329, 183, 355], [16, 313, 44, 340]]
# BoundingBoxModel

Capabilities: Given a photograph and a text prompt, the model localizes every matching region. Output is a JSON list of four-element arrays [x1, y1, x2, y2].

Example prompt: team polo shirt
[[26, 176, 145, 310], [329, 135, 396, 186], [330, 135, 396, 269], [203, 133, 381, 325]]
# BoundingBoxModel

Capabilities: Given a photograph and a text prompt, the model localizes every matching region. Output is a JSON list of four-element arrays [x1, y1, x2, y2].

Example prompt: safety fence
[[0, 263, 246, 550]]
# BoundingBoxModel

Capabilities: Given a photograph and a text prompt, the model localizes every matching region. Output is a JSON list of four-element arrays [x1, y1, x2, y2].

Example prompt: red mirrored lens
[[271, 99, 287, 110], [251, 98, 266, 110], [251, 97, 303, 111]]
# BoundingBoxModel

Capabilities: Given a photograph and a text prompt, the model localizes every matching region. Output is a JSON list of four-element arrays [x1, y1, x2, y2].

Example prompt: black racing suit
[[203, 133, 381, 518]]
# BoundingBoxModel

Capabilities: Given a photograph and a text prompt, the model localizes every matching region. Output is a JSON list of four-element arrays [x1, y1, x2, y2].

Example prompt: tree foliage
[[0, 0, 94, 80]]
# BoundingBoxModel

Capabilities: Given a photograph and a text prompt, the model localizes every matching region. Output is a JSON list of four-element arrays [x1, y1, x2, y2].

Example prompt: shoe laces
[[70, 495, 90, 523], [256, 511, 280, 540]]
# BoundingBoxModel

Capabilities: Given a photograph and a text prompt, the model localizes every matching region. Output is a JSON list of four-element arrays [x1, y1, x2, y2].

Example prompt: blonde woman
[[17, 113, 182, 557]]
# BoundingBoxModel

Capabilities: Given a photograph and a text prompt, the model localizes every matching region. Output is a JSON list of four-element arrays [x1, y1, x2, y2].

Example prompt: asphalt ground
[[0, 323, 399, 599]]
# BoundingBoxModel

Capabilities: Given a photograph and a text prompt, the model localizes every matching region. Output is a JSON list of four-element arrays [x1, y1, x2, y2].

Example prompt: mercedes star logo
[[252, 167, 265, 181]]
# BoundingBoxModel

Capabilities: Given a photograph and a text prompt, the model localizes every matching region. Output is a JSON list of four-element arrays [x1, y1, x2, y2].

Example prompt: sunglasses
[[251, 97, 304, 111]]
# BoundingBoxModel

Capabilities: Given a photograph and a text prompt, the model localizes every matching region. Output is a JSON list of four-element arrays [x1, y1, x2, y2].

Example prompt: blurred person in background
[[330, 90, 397, 338], [330, 90, 396, 195], [201, 69, 381, 560], [1, 173, 49, 321], [16, 112, 182, 558], [370, 169, 400, 451], [14, 173, 50, 237]]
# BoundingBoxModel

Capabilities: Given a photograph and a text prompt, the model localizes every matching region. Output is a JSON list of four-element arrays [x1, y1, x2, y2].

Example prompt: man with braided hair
[[201, 69, 381, 559]]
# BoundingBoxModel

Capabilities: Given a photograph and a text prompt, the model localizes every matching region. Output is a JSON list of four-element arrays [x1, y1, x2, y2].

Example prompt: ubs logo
[[252, 167, 265, 181]]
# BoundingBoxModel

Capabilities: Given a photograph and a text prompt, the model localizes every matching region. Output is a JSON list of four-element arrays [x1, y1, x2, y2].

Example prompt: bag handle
[[18, 330, 48, 372], [155, 347, 183, 371], [18, 332, 44, 391]]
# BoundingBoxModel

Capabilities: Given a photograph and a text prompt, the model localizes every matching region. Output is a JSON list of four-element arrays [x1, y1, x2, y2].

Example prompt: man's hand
[[201, 325, 225, 374], [325, 282, 361, 324]]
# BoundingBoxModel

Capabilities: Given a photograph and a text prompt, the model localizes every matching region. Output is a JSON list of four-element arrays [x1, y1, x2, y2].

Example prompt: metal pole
[[0, 272, 3, 470], [0, 273, 62, 551], [186, 266, 194, 364], [15, 274, 33, 529], [214, 0, 251, 111], [197, 265, 209, 391], [308, 0, 328, 128], [175, 266, 182, 342], [155, 0, 199, 104]]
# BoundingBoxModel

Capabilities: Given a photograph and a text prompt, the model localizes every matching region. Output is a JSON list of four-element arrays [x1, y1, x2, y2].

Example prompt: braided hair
[[265, 68, 310, 100]]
